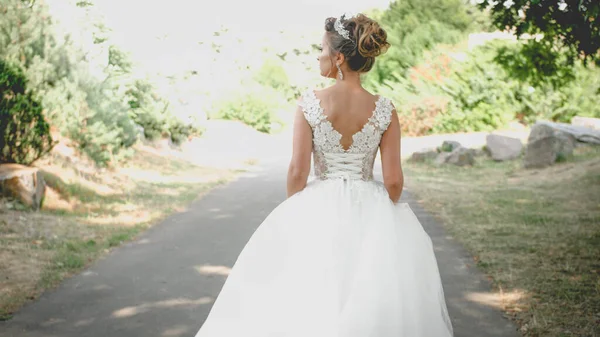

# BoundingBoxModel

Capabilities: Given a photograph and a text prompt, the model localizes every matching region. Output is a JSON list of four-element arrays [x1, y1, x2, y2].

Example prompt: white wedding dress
[[195, 90, 454, 337]]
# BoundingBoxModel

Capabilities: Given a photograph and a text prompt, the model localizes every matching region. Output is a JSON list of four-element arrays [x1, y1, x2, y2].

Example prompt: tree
[[0, 60, 54, 165], [365, 0, 483, 88], [478, 0, 600, 85]]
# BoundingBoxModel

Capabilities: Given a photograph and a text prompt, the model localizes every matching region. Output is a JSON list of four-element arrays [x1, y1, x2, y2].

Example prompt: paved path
[[1, 158, 519, 337]]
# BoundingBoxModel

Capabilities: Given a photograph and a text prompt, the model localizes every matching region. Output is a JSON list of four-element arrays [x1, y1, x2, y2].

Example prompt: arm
[[286, 104, 312, 198], [379, 106, 404, 203]]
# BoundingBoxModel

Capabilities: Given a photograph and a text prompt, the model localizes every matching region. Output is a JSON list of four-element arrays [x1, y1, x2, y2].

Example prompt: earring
[[336, 63, 343, 80]]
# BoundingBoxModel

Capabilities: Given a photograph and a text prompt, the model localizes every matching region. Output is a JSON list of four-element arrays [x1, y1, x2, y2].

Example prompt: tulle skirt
[[195, 178, 453, 337]]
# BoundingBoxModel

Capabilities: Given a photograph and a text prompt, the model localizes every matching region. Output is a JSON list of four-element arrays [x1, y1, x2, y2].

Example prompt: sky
[[47, 0, 394, 75], [93, 0, 394, 37]]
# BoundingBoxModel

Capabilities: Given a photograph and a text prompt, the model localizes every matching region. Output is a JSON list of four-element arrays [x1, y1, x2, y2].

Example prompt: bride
[[195, 13, 454, 337]]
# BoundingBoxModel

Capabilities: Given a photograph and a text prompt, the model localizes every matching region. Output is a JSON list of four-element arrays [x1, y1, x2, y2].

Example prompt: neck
[[334, 70, 362, 91]]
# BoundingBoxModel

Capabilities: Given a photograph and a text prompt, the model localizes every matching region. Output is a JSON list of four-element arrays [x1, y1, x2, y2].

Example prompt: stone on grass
[[440, 140, 462, 152], [524, 123, 577, 169], [434, 147, 475, 167], [434, 152, 452, 166], [469, 148, 487, 157], [571, 116, 600, 131], [446, 147, 475, 166], [486, 134, 523, 161], [410, 149, 439, 163], [0, 164, 46, 210], [536, 120, 600, 145]]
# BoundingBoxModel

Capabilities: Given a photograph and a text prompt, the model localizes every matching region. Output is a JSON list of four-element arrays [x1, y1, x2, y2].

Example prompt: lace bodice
[[298, 89, 394, 181]]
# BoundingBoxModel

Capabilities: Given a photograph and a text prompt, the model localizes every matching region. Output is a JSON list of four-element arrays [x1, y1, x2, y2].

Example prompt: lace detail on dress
[[298, 89, 394, 181]]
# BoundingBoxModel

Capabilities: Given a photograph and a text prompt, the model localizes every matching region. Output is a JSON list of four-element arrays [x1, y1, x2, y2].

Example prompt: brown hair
[[324, 13, 390, 73]]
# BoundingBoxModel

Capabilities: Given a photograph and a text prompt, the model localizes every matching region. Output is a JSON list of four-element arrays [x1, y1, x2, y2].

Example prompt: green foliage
[[361, 0, 600, 136], [370, 71, 448, 136], [516, 62, 600, 124], [71, 75, 138, 165], [253, 58, 299, 103], [0, 0, 134, 165], [126, 79, 170, 140], [210, 85, 284, 133], [478, 0, 600, 85], [440, 142, 454, 152], [0, 0, 199, 166], [125, 78, 201, 145], [365, 0, 483, 87], [432, 43, 517, 133], [168, 120, 198, 145], [372, 35, 600, 135], [253, 59, 289, 91], [0, 60, 54, 165]]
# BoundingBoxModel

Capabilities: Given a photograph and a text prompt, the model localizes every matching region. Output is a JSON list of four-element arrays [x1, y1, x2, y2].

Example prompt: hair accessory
[[334, 14, 351, 40]]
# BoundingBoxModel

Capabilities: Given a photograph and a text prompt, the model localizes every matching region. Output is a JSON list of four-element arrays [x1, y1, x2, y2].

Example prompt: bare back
[[297, 87, 396, 182], [314, 87, 381, 151]]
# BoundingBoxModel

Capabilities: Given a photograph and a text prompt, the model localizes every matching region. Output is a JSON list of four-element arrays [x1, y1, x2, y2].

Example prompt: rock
[[434, 147, 475, 166], [434, 152, 452, 166], [469, 148, 487, 157], [410, 149, 438, 163], [486, 134, 523, 161], [439, 140, 462, 152], [0, 164, 46, 210], [524, 123, 577, 168], [571, 116, 600, 130], [535, 120, 600, 145], [446, 147, 475, 166]]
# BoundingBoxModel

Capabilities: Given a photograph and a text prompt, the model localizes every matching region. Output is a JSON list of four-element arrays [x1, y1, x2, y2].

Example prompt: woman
[[195, 13, 453, 337]]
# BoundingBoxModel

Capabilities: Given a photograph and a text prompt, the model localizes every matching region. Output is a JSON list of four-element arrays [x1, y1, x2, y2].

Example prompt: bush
[[210, 86, 284, 133], [168, 120, 199, 145], [364, 0, 481, 87], [370, 51, 454, 136], [515, 63, 600, 124], [0, 60, 54, 165], [1, 1, 151, 166], [70, 74, 138, 166], [431, 45, 518, 133], [126, 79, 171, 141]]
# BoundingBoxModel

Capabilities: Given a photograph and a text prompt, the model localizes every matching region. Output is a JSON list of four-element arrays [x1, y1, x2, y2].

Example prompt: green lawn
[[403, 144, 600, 337]]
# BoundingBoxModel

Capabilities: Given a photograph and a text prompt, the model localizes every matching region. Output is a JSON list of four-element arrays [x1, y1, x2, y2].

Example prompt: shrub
[[168, 120, 199, 145], [0, 60, 54, 165], [210, 85, 284, 133], [126, 79, 171, 141]]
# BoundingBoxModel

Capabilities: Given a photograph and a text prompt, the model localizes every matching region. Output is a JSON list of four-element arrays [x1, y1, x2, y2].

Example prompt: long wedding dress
[[195, 90, 454, 337]]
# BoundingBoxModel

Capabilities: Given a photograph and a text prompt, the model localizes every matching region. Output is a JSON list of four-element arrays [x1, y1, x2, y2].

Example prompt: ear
[[336, 52, 345, 65]]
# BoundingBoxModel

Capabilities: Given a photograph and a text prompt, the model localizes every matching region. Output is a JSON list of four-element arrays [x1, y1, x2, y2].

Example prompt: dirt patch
[[0, 142, 236, 320]]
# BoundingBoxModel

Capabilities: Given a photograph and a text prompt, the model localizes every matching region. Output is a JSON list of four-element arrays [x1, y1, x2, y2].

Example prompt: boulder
[[0, 164, 46, 210], [468, 148, 487, 157], [439, 140, 462, 152], [486, 134, 523, 161], [446, 147, 475, 166], [535, 120, 600, 145], [434, 147, 475, 166], [524, 123, 577, 168], [571, 116, 600, 131], [410, 149, 438, 163], [434, 152, 452, 166]]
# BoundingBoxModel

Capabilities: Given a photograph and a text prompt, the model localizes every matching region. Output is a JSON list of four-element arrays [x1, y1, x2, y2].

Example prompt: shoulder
[[378, 95, 395, 111], [296, 88, 322, 127], [297, 88, 318, 108], [374, 95, 395, 130]]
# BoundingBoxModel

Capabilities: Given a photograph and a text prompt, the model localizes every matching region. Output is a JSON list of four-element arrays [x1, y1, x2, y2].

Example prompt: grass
[[403, 144, 600, 336], [0, 145, 236, 321]]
